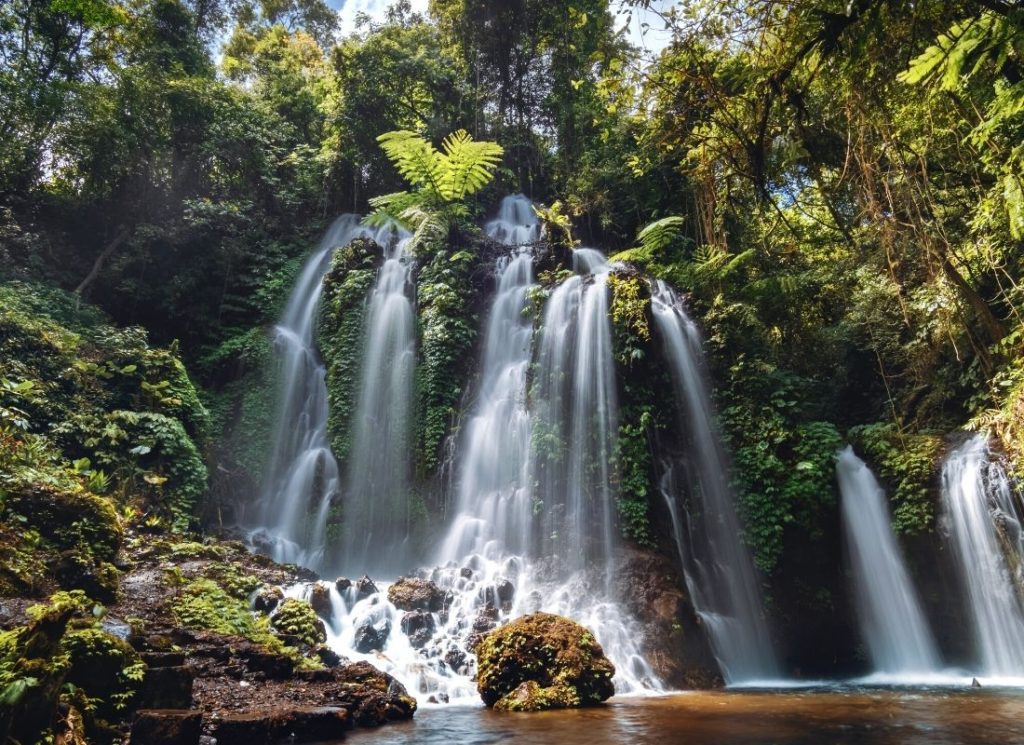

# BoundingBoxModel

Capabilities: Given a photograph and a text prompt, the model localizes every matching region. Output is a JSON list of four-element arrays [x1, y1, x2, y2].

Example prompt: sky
[[331, 0, 676, 57]]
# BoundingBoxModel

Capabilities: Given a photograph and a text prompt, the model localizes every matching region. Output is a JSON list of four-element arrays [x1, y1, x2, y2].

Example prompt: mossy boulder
[[475, 612, 615, 712], [387, 576, 448, 611], [4, 484, 122, 562], [271, 599, 327, 647]]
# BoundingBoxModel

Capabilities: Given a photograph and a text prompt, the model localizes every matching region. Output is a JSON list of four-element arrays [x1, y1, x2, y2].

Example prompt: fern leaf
[[637, 215, 685, 255], [438, 129, 504, 200], [377, 130, 445, 193]]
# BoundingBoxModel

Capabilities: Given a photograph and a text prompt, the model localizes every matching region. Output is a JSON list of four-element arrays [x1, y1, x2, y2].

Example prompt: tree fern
[[438, 130, 504, 200], [373, 129, 504, 252], [610, 215, 685, 263]]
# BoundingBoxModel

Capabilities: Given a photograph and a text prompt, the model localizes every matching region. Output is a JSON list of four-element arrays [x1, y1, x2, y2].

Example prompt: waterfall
[[484, 194, 540, 246], [259, 204, 659, 703], [836, 447, 941, 677], [942, 435, 1024, 678], [533, 249, 619, 573], [252, 216, 400, 571], [650, 280, 780, 685], [438, 250, 536, 561], [340, 229, 416, 577]]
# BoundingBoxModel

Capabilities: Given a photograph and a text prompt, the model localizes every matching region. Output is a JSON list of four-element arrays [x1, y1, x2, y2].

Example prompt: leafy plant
[[368, 129, 503, 251]]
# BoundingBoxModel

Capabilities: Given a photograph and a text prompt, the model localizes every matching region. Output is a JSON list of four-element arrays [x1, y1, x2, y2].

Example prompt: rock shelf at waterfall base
[[0, 533, 417, 743]]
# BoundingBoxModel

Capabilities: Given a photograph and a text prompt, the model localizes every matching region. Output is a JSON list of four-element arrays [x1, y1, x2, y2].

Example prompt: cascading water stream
[[533, 249, 619, 573], [252, 216, 403, 571], [484, 193, 540, 246], [259, 203, 659, 703], [341, 229, 416, 577], [650, 280, 780, 685], [836, 447, 941, 677], [942, 435, 1024, 678], [438, 249, 535, 561]]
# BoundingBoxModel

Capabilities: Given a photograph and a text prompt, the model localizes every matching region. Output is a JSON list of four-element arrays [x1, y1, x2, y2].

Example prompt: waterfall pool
[[346, 688, 1024, 745]]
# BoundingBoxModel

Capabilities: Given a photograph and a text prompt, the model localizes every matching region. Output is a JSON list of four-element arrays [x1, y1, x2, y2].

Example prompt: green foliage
[[615, 407, 653, 546], [369, 129, 503, 252], [320, 238, 380, 461], [850, 423, 943, 535], [721, 364, 843, 573], [608, 272, 650, 365], [415, 243, 479, 474], [270, 598, 326, 647]]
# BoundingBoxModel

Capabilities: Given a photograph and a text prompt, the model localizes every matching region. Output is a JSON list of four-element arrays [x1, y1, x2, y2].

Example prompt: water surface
[[347, 690, 1024, 744]]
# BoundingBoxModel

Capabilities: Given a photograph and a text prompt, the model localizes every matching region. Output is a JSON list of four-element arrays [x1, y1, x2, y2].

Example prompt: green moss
[[849, 422, 943, 534], [0, 591, 140, 743], [320, 238, 380, 461], [415, 243, 479, 475], [270, 598, 326, 647], [62, 628, 145, 719], [3, 483, 122, 562], [476, 612, 615, 712], [172, 577, 258, 637]]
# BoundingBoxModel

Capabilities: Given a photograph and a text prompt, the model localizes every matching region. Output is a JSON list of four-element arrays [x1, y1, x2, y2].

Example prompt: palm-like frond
[[638, 216, 685, 254], [611, 215, 684, 263], [377, 130, 446, 194], [438, 129, 504, 200]]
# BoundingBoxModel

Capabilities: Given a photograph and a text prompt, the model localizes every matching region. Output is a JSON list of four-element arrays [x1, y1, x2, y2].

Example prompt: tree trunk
[[74, 226, 131, 308]]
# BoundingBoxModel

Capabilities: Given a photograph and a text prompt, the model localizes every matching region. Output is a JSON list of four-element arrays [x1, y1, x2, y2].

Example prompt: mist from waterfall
[[650, 280, 780, 685], [253, 216, 407, 573], [836, 447, 941, 677], [942, 435, 1024, 678]]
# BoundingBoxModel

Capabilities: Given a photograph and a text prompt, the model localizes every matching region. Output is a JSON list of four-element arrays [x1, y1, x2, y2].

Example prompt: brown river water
[[345, 688, 1024, 744]]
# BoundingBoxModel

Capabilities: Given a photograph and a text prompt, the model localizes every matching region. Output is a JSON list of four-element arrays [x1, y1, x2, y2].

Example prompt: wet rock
[[460, 567, 473, 579], [444, 647, 468, 674], [353, 618, 390, 653], [427, 692, 450, 704], [483, 579, 515, 611], [613, 548, 721, 688], [243, 648, 295, 680], [270, 598, 327, 647], [316, 645, 343, 667], [253, 585, 284, 613], [399, 610, 436, 648], [496, 579, 515, 606], [131, 709, 202, 745], [335, 577, 352, 593], [308, 583, 333, 619], [212, 707, 349, 744], [140, 665, 195, 709], [355, 575, 379, 599], [476, 612, 615, 712], [387, 576, 448, 611], [329, 661, 417, 725]]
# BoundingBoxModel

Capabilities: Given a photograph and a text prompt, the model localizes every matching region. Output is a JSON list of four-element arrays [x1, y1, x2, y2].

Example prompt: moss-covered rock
[[476, 612, 615, 711], [270, 598, 327, 647], [4, 483, 122, 562], [387, 576, 449, 611]]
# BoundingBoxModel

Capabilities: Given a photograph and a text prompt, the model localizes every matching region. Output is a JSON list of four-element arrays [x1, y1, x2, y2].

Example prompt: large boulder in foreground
[[476, 612, 615, 712]]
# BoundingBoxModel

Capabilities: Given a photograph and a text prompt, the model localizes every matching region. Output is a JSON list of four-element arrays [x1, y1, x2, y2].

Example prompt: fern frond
[[365, 191, 415, 228], [377, 130, 445, 193], [637, 215, 685, 255], [401, 205, 447, 253], [438, 129, 504, 200]]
